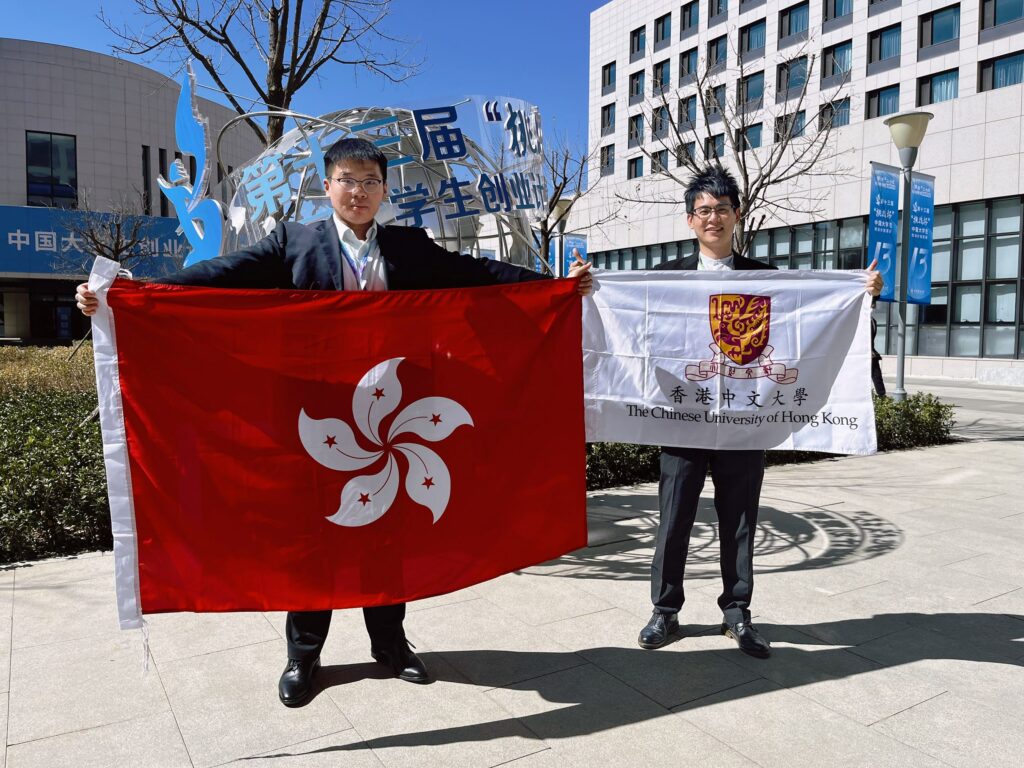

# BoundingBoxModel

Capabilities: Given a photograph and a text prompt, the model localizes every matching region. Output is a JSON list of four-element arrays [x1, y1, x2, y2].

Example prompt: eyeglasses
[[690, 204, 736, 219], [330, 177, 384, 191]]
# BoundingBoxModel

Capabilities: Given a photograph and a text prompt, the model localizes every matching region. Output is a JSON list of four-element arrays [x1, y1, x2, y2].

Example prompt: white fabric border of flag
[[583, 269, 877, 455], [88, 256, 143, 630]]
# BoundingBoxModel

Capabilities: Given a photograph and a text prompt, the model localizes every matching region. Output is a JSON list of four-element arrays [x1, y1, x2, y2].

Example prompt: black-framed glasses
[[690, 204, 736, 219], [330, 177, 384, 191]]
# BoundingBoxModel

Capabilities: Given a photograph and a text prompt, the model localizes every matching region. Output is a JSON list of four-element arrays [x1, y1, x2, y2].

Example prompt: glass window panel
[[949, 326, 981, 356], [922, 285, 948, 324], [795, 225, 813, 253], [793, 253, 812, 269], [983, 326, 1016, 356], [771, 256, 790, 269], [986, 283, 1017, 322], [932, 242, 951, 282], [953, 284, 982, 322], [991, 198, 1021, 233], [988, 235, 1020, 278], [839, 218, 864, 248], [993, 52, 1024, 88], [919, 326, 947, 356], [622, 249, 635, 270], [814, 221, 836, 252], [959, 203, 986, 236], [958, 237, 984, 279], [880, 27, 901, 59], [773, 233, 791, 256], [928, 70, 959, 103], [814, 251, 836, 269], [932, 8, 960, 45], [878, 85, 900, 115], [933, 206, 952, 240], [752, 231, 770, 259]]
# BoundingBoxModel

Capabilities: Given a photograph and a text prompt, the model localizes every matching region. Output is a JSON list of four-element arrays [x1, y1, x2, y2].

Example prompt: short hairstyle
[[323, 137, 388, 181], [684, 166, 741, 213]]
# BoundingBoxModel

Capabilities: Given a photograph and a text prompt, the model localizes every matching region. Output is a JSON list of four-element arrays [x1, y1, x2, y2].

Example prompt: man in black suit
[[637, 166, 880, 658], [77, 137, 593, 705]]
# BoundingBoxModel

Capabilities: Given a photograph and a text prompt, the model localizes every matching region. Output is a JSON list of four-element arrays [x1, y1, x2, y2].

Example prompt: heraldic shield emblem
[[709, 294, 771, 365]]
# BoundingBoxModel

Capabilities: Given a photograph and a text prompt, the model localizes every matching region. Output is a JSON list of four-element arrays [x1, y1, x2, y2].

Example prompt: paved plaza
[[1, 378, 1022, 767]]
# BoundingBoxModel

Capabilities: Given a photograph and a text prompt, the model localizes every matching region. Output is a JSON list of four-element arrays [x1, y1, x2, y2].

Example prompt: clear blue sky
[[6, 0, 601, 147]]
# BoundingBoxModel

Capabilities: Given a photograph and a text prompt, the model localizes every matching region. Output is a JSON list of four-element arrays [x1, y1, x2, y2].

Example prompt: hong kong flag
[[88, 258, 585, 629]]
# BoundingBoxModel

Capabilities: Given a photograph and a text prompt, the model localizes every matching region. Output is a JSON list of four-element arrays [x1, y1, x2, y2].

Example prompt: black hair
[[684, 166, 741, 213], [323, 137, 388, 180]]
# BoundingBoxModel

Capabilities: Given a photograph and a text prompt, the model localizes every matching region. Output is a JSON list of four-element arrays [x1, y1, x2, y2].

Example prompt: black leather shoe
[[638, 611, 679, 649], [721, 621, 771, 658], [278, 657, 320, 707], [371, 638, 430, 683]]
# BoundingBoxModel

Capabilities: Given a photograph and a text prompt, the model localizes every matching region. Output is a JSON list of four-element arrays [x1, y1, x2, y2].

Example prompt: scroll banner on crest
[[583, 270, 877, 455], [87, 258, 585, 629]]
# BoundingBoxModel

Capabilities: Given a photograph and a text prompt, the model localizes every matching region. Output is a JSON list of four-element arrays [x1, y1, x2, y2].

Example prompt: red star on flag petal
[[421, 476, 435, 489], [430, 413, 442, 425], [358, 492, 371, 505], [323, 435, 337, 448], [373, 388, 385, 400]]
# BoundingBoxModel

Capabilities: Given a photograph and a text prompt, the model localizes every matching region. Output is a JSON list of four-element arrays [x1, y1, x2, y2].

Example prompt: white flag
[[583, 270, 877, 455]]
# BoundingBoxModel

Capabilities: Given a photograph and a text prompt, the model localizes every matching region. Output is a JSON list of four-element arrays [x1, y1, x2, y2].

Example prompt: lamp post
[[551, 197, 573, 277], [883, 111, 933, 402]]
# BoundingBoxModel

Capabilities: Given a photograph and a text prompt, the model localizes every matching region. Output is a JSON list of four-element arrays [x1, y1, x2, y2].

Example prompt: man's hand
[[865, 258, 883, 297], [75, 283, 99, 316], [567, 249, 593, 296]]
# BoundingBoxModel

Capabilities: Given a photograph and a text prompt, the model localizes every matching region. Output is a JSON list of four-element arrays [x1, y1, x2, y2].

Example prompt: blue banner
[[867, 163, 900, 302], [0, 205, 185, 278], [906, 173, 935, 305], [563, 234, 588, 278]]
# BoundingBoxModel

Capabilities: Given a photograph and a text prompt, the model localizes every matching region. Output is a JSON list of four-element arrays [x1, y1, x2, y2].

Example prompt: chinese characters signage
[[867, 162, 900, 303], [906, 173, 935, 305]]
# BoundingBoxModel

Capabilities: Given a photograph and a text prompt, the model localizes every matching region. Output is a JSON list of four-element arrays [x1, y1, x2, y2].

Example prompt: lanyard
[[339, 239, 370, 289]]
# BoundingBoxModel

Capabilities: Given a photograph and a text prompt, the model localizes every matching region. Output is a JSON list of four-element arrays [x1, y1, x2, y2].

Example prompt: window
[[601, 61, 617, 93], [141, 145, 152, 215], [869, 24, 902, 63], [920, 5, 960, 47], [677, 141, 696, 166], [918, 69, 959, 105], [740, 20, 767, 55], [26, 131, 77, 208], [628, 114, 645, 147], [709, 84, 726, 114], [158, 148, 169, 216], [630, 26, 646, 58], [681, 1, 700, 33], [778, 56, 808, 94], [982, 0, 1024, 29], [775, 111, 806, 141], [739, 71, 765, 107], [679, 94, 697, 127], [653, 148, 670, 173], [979, 50, 1024, 91], [710, 0, 728, 19], [627, 156, 644, 178], [823, 40, 853, 78], [653, 105, 670, 137], [654, 59, 671, 92], [708, 35, 728, 69], [655, 12, 672, 47], [866, 84, 900, 117], [706, 133, 725, 158], [601, 103, 616, 135], [600, 145, 615, 176], [742, 123, 763, 149], [629, 70, 646, 101], [779, 2, 810, 38], [824, 0, 853, 20], [680, 48, 698, 81], [819, 98, 851, 128]]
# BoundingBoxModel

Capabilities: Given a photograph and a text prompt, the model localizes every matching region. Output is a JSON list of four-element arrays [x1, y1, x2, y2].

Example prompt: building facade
[[584, 0, 1024, 368], [0, 38, 263, 343]]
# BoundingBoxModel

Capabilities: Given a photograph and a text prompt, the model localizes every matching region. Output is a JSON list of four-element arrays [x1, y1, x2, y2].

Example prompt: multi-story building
[[0, 39, 263, 344], [584, 0, 1024, 375]]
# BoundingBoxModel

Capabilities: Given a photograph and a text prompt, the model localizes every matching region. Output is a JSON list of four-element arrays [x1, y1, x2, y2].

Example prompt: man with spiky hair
[[637, 166, 881, 658]]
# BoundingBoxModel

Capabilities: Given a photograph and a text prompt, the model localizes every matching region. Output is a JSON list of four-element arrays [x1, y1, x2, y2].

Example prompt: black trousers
[[285, 604, 406, 662], [651, 447, 764, 625]]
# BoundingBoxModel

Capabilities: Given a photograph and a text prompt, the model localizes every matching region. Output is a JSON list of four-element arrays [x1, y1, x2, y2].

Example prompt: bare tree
[[535, 137, 623, 273], [619, 34, 851, 256], [101, 0, 419, 146]]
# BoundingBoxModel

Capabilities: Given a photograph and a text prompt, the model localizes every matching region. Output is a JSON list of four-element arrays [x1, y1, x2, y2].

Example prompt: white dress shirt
[[332, 213, 389, 291], [697, 252, 736, 271]]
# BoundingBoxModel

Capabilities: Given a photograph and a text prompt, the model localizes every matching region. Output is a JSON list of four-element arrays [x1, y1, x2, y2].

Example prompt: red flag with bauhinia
[[88, 260, 585, 629]]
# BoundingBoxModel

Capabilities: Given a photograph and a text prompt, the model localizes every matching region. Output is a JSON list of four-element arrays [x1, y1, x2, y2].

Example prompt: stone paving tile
[[5, 711, 190, 768], [220, 728, 384, 767], [322, 655, 541, 768], [945, 554, 1024, 590], [1, 695, 8, 768], [833, 568, 1013, 618], [10, 552, 112, 586], [675, 678, 948, 767], [971, 586, 1024, 620], [0, 572, 13, 695], [145, 610, 280, 664], [469, 571, 615, 627], [157, 639, 350, 768], [872, 691, 1024, 768], [11, 573, 120, 650], [7, 633, 168, 744], [408, 598, 586, 689], [487, 662, 755, 768]]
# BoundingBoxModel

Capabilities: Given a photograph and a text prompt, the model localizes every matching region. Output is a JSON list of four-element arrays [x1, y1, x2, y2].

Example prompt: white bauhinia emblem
[[299, 357, 473, 527]]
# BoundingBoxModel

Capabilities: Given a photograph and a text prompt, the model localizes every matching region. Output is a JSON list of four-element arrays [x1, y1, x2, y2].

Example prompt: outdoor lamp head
[[883, 112, 933, 151]]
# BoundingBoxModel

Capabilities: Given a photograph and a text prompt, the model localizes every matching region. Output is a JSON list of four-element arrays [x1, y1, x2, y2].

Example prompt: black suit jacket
[[161, 218, 545, 291], [653, 252, 776, 272]]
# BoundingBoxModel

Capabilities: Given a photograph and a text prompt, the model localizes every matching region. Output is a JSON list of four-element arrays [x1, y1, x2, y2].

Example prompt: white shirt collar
[[698, 252, 735, 270], [332, 213, 378, 253]]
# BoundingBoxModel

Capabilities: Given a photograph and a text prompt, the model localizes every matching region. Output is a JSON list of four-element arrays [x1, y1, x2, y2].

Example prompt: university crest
[[685, 294, 799, 384]]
